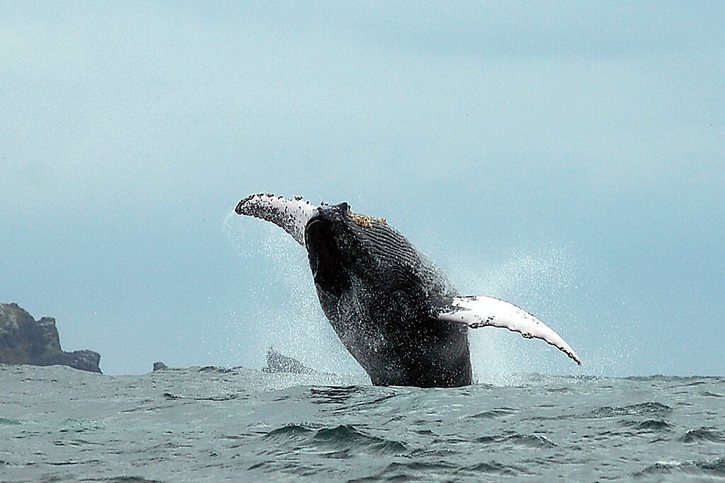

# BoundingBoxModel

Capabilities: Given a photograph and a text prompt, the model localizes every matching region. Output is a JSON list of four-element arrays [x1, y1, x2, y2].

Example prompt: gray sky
[[1, 2, 723, 376]]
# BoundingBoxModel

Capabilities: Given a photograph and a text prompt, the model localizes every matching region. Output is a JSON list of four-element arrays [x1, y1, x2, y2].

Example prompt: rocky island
[[0, 303, 102, 373]]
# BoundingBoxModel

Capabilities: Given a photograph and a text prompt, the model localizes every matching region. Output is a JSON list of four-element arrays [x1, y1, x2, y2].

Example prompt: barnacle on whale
[[350, 211, 387, 228], [350, 212, 373, 228]]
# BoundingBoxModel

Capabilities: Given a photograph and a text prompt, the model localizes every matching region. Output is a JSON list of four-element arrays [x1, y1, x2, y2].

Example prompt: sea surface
[[1, 365, 723, 482]]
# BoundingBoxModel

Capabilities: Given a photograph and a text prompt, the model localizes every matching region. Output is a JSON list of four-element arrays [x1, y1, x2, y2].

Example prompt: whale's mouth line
[[305, 216, 353, 293], [305, 217, 335, 279], [306, 218, 323, 276]]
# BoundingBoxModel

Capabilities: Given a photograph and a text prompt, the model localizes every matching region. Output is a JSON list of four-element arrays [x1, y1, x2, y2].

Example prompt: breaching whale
[[235, 193, 580, 387]]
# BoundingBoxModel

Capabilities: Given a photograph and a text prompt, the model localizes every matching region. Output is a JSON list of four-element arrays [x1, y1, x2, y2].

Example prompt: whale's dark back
[[306, 206, 472, 387]]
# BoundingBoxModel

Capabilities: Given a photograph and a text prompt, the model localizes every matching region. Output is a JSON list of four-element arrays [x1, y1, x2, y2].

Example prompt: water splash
[[222, 211, 362, 377], [223, 211, 583, 384], [444, 246, 580, 384]]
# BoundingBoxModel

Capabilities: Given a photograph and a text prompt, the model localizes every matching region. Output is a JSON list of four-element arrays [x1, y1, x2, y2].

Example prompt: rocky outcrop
[[0, 303, 101, 373], [262, 347, 314, 374]]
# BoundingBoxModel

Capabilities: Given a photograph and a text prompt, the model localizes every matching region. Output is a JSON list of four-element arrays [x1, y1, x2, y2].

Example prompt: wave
[[262, 423, 407, 457], [619, 419, 674, 432], [588, 402, 673, 418], [635, 457, 725, 478], [476, 432, 557, 448], [679, 428, 725, 444], [470, 407, 518, 419]]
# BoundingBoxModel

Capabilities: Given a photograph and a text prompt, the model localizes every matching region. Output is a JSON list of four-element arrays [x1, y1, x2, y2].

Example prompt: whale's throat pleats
[[343, 218, 451, 299]]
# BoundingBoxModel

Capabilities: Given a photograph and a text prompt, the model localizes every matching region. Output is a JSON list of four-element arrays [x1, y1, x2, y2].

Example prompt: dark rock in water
[[153, 361, 168, 371], [262, 348, 314, 374], [0, 303, 102, 373]]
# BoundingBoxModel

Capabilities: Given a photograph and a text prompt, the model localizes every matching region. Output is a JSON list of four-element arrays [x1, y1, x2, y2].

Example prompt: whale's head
[[235, 193, 441, 297], [304, 201, 441, 301]]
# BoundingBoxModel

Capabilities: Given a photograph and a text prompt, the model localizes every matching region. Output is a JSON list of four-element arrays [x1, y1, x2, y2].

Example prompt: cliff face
[[0, 303, 101, 373]]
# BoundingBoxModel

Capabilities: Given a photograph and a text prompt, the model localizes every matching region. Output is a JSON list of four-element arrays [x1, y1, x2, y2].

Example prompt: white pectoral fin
[[435, 295, 581, 365], [235, 193, 318, 246]]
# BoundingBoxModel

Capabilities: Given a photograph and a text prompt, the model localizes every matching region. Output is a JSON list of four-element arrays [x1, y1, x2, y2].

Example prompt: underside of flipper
[[432, 295, 581, 365], [235, 193, 319, 245]]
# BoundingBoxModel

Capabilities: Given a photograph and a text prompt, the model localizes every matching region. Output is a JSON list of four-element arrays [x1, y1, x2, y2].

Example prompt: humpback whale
[[235, 193, 580, 388]]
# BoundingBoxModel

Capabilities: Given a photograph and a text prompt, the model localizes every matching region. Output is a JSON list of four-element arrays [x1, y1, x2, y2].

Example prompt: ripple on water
[[456, 461, 528, 476], [679, 428, 725, 444], [162, 392, 239, 402], [588, 402, 673, 419], [262, 423, 314, 442], [309, 386, 362, 405], [476, 432, 556, 448], [619, 419, 674, 432], [470, 407, 518, 419], [352, 460, 458, 482], [106, 477, 163, 482], [634, 457, 725, 478], [262, 423, 407, 456], [312, 424, 407, 455], [0, 418, 22, 425]]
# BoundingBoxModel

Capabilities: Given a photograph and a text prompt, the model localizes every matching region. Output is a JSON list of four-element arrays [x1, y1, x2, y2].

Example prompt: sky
[[1, 2, 723, 377]]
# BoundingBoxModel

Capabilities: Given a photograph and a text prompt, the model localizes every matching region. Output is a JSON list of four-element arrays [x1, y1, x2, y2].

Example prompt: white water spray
[[445, 246, 580, 385], [222, 212, 363, 377]]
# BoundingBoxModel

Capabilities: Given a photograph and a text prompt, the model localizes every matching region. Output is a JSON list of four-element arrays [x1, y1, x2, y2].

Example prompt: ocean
[[1, 365, 723, 482]]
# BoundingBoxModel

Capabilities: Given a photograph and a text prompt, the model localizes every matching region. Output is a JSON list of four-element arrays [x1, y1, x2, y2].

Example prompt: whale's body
[[236, 194, 580, 387], [305, 202, 471, 387]]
